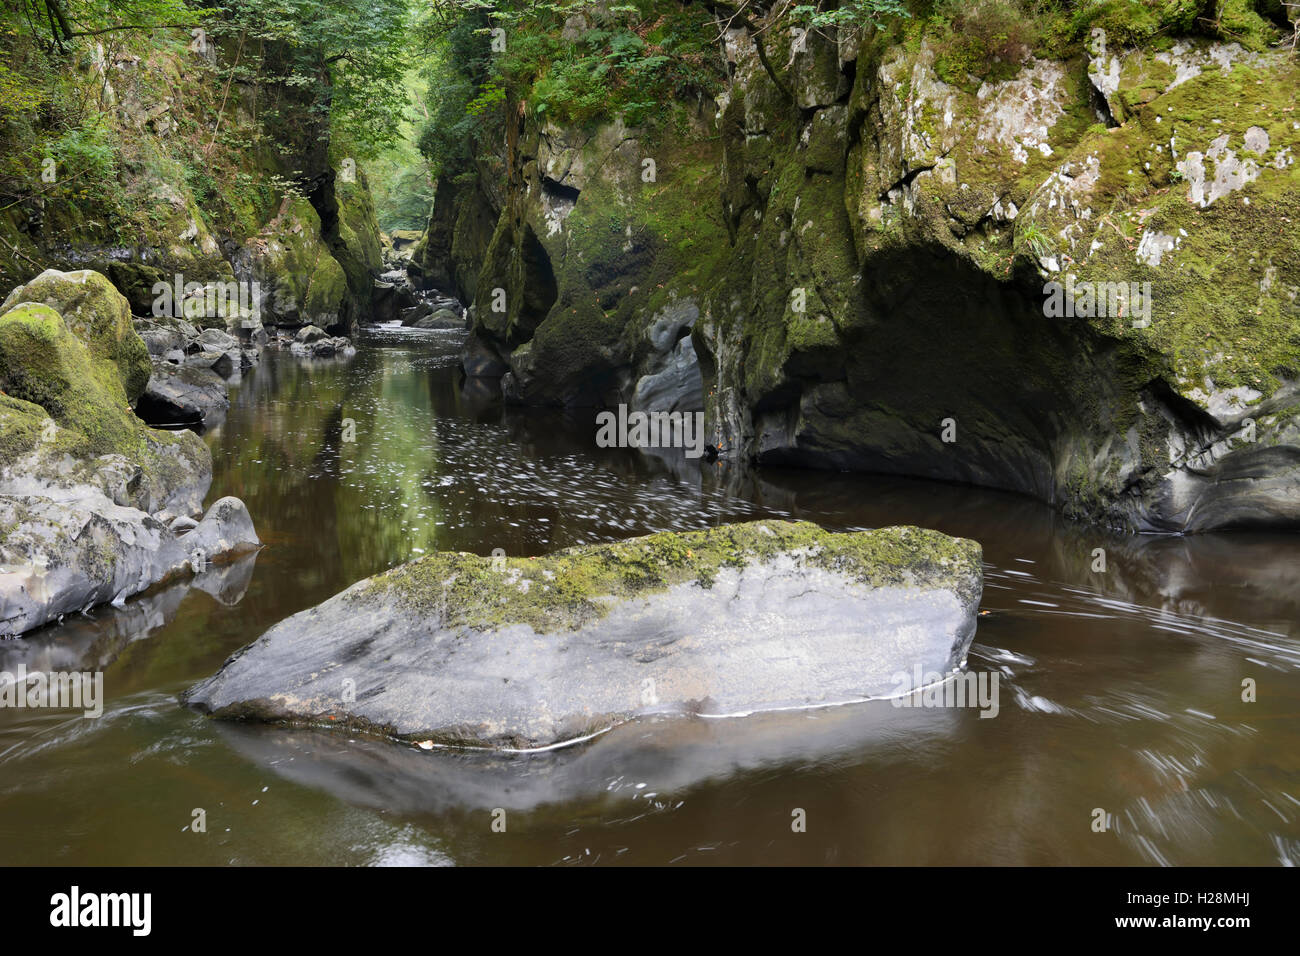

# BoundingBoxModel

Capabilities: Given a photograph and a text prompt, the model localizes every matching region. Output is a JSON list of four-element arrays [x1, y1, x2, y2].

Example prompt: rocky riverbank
[[0, 270, 261, 637]]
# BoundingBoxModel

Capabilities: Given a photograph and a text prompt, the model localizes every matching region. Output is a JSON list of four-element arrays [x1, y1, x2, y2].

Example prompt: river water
[[2, 326, 1297, 865]]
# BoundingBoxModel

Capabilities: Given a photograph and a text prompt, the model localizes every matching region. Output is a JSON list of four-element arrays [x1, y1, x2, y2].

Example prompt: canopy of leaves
[[211, 0, 413, 156]]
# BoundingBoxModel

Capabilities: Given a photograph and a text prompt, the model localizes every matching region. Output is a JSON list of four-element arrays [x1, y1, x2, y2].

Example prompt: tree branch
[[67, 23, 201, 38]]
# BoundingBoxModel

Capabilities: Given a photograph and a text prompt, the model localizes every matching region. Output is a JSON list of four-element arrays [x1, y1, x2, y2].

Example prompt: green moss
[[303, 253, 349, 321], [1021, 53, 1300, 393], [0, 269, 151, 402], [0, 303, 142, 460], [0, 294, 209, 513], [358, 520, 982, 633]]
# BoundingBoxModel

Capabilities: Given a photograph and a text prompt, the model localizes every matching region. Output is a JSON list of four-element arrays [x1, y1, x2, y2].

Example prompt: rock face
[[231, 198, 357, 334], [0, 36, 384, 337], [426, 9, 1300, 532], [0, 270, 260, 636], [183, 521, 983, 750]]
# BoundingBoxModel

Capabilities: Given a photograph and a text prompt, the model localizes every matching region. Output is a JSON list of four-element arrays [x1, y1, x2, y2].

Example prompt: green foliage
[[1069, 0, 1200, 45], [791, 0, 911, 30], [212, 0, 413, 156], [421, 0, 723, 132], [925, 0, 1044, 86], [48, 123, 120, 199], [415, 7, 494, 177], [9, 0, 203, 51], [1067, 0, 1282, 49], [0, 61, 43, 118], [369, 71, 436, 230]]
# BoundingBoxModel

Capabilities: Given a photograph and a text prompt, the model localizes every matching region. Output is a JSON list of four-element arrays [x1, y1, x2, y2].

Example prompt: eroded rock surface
[[422, 12, 1300, 532]]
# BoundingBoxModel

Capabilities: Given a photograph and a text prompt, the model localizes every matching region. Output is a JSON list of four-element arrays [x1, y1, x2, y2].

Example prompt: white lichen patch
[[1136, 229, 1179, 267], [975, 60, 1067, 164], [1178, 133, 1261, 208]]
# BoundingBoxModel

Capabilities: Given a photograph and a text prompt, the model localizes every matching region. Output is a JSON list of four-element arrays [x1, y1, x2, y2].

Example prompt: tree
[[12, 0, 203, 51], [214, 0, 412, 156]]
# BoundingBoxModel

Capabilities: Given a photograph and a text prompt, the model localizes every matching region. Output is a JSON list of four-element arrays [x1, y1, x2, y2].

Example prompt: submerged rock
[[183, 520, 983, 750]]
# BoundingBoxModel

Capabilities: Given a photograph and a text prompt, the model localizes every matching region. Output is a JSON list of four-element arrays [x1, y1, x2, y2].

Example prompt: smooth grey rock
[[139, 327, 183, 357], [295, 324, 328, 344], [183, 521, 983, 750], [0, 550, 258, 676], [632, 335, 703, 415], [183, 348, 229, 373], [646, 299, 699, 353], [180, 496, 260, 559], [135, 365, 229, 429], [198, 328, 239, 351], [0, 493, 260, 637], [412, 308, 464, 330]]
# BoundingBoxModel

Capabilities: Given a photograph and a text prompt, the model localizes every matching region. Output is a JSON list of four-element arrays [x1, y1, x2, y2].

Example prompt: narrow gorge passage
[[0, 0, 1298, 885]]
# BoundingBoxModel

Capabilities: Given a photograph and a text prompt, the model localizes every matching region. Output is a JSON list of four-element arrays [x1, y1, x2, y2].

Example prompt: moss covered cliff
[[421, 0, 1300, 532], [0, 8, 387, 333]]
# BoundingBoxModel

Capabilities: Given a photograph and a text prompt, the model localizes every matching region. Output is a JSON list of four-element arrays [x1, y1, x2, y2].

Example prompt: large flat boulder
[[184, 520, 983, 750]]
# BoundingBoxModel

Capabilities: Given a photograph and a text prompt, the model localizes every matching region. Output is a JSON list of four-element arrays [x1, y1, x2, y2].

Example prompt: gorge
[[0, 0, 1297, 867]]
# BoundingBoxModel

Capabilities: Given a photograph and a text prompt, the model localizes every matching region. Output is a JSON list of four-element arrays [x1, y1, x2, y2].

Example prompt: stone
[[0, 494, 259, 638], [134, 364, 229, 429], [183, 521, 983, 750]]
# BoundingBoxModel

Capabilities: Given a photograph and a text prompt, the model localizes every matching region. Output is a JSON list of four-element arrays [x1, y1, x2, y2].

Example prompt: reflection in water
[[0, 326, 1297, 866]]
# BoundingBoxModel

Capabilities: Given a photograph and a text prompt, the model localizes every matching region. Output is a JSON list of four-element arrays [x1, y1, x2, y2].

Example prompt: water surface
[[2, 327, 1297, 865]]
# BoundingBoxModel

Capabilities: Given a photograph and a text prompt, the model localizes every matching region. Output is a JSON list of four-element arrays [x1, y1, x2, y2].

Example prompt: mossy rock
[[183, 520, 984, 750], [1018, 50, 1300, 394], [0, 303, 141, 457], [0, 269, 152, 402], [0, 299, 210, 516]]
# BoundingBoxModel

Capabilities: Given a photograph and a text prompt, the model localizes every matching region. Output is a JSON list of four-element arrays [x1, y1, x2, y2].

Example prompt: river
[[1, 326, 1297, 865]]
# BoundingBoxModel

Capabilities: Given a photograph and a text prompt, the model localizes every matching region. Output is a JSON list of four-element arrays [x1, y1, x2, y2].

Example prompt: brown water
[[2, 326, 1298, 866]]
